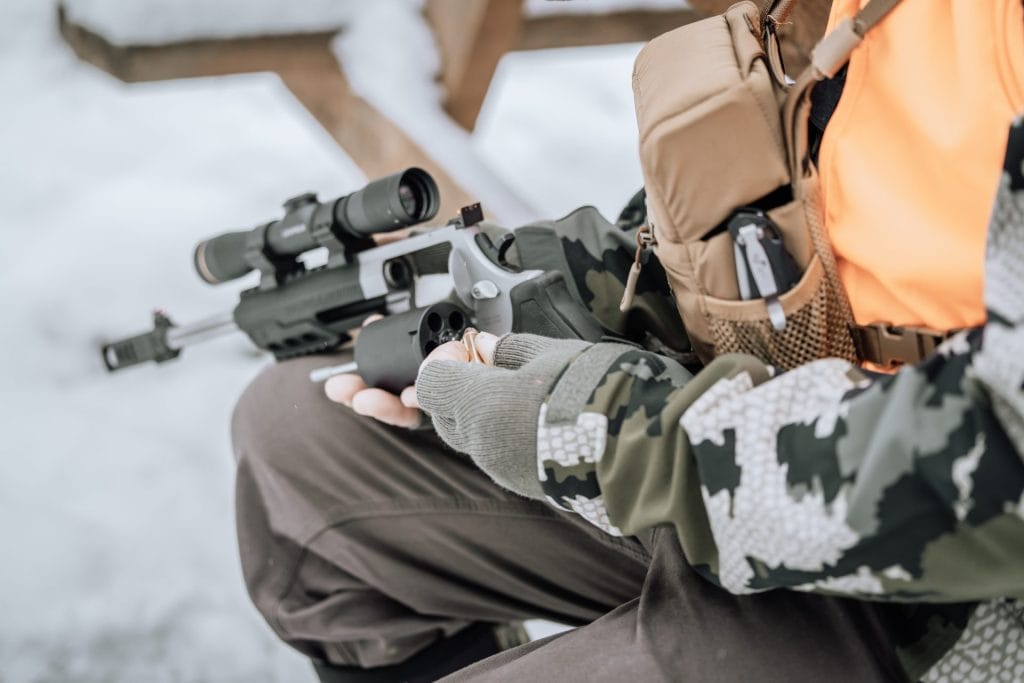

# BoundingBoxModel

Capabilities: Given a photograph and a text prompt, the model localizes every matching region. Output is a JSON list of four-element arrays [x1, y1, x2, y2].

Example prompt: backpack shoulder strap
[[785, 0, 904, 181], [811, 0, 903, 79]]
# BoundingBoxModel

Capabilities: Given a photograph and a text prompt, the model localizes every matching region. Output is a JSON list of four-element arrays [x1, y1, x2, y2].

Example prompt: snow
[[1, 0, 642, 680], [61, 0, 688, 46], [61, 0, 358, 46], [475, 44, 646, 219], [525, 0, 689, 16]]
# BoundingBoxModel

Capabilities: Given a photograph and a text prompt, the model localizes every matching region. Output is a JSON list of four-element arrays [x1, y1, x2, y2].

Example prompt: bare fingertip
[[350, 392, 371, 415], [475, 332, 499, 365], [400, 385, 419, 408], [324, 383, 349, 407]]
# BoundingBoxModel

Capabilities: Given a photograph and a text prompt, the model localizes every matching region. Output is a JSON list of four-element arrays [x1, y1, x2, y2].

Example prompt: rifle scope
[[194, 168, 439, 284]]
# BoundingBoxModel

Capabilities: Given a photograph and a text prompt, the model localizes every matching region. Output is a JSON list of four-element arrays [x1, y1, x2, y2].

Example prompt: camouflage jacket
[[501, 122, 1024, 681]]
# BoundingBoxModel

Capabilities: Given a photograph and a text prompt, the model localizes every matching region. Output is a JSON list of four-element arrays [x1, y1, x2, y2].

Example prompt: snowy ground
[[0, 1, 645, 681]]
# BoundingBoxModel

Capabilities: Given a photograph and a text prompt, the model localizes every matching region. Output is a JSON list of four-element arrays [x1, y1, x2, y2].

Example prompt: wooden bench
[[58, 1, 827, 220], [57, 1, 697, 220]]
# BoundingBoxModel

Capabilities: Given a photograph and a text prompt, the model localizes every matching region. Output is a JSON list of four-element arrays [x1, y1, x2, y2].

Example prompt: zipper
[[619, 223, 657, 312]]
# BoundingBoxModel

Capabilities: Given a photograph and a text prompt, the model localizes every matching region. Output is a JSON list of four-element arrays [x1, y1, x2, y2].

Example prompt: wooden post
[[424, 0, 525, 133], [517, 7, 699, 50], [425, 1, 700, 132]]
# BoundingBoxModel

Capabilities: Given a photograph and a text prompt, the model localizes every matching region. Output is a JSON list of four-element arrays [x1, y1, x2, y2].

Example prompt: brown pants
[[232, 355, 907, 682]]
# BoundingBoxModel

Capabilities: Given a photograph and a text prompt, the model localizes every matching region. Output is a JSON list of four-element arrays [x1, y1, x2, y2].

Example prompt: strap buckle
[[849, 323, 954, 368]]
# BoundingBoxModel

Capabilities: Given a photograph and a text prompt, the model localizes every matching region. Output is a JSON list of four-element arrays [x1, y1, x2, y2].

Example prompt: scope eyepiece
[[191, 168, 441, 285], [399, 168, 440, 222], [334, 167, 439, 238]]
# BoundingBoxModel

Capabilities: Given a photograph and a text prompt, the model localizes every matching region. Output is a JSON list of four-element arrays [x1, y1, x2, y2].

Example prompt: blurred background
[[0, 0, 689, 680]]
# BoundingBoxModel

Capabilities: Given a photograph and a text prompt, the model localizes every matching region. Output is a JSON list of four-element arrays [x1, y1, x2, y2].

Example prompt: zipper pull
[[619, 223, 657, 312]]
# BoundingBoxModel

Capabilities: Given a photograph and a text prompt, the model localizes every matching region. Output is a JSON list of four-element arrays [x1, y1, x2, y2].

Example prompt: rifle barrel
[[166, 311, 238, 350]]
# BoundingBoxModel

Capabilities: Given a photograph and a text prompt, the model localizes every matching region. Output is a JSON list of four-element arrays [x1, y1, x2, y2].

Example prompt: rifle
[[102, 168, 604, 392]]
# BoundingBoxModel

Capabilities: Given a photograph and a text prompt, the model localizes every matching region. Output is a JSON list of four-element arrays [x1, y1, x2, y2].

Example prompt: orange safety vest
[[819, 0, 1024, 331]]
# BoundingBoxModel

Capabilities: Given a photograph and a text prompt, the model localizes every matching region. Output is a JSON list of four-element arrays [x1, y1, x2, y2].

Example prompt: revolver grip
[[509, 271, 605, 342]]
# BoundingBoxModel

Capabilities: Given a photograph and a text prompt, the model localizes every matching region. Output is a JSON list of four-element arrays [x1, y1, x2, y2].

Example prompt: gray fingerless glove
[[416, 334, 591, 499]]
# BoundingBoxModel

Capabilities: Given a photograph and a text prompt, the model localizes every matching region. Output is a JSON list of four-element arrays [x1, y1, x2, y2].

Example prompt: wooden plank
[[57, 6, 476, 222], [517, 9, 700, 50], [519, 2, 829, 73], [424, 0, 524, 132], [57, 6, 334, 81], [278, 59, 477, 222], [427, 3, 699, 130]]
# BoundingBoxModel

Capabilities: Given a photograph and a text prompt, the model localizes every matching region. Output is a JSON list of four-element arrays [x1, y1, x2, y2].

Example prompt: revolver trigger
[[495, 233, 517, 270], [474, 232, 521, 272]]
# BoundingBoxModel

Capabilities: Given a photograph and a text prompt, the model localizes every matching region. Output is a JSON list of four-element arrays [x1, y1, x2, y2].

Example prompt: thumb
[[474, 332, 500, 366]]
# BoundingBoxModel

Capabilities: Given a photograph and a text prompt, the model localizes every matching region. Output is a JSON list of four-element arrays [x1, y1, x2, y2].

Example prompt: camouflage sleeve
[[514, 206, 693, 359], [680, 332, 1024, 601], [536, 120, 1024, 604], [535, 348, 770, 557]]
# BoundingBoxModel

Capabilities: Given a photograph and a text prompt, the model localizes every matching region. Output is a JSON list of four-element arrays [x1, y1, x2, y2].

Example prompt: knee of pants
[[230, 354, 450, 519], [232, 355, 406, 563], [231, 355, 364, 482], [233, 356, 310, 451]]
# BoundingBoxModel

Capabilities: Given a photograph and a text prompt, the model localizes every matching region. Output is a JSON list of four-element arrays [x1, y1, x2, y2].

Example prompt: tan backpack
[[625, 0, 904, 369]]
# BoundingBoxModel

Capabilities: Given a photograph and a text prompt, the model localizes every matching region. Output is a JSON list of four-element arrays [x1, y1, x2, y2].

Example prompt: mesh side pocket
[[704, 256, 858, 369]]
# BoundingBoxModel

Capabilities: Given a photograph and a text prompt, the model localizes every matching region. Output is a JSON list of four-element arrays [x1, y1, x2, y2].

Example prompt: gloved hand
[[415, 334, 591, 498]]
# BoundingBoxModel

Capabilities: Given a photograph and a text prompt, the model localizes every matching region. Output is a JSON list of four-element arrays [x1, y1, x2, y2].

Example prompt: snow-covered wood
[[426, 0, 698, 130], [57, 5, 483, 222], [58, 0, 698, 223], [60, 0, 357, 46], [59, 0, 690, 47]]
